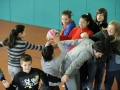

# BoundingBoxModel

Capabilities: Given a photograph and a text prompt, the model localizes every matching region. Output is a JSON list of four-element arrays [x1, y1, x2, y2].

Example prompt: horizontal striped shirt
[[0, 38, 44, 67]]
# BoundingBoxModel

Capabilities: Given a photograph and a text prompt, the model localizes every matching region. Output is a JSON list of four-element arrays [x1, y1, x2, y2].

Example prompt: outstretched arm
[[54, 35, 67, 65], [40, 73, 61, 86], [61, 51, 92, 82], [25, 41, 45, 51], [38, 69, 61, 85], [61, 39, 84, 46]]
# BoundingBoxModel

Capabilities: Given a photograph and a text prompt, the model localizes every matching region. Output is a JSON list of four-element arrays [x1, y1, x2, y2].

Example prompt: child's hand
[[102, 27, 107, 30], [61, 75, 69, 83], [80, 32, 89, 38], [54, 35, 60, 44], [2, 80, 10, 88], [52, 43, 58, 49]]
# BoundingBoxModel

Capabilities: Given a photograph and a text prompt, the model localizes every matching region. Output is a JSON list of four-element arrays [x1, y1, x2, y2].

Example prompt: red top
[[60, 26, 93, 51]]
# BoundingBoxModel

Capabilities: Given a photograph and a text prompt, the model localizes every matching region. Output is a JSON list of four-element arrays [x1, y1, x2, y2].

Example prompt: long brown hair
[[94, 8, 108, 23]]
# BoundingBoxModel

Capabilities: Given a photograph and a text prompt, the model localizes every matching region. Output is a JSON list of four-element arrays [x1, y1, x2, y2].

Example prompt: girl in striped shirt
[[0, 25, 45, 79]]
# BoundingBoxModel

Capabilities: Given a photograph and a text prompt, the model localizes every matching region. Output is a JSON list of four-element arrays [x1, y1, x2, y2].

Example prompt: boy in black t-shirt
[[1, 54, 61, 90]]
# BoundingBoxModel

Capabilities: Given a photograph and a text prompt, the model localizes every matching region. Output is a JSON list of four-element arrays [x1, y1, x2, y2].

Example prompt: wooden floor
[[0, 20, 117, 90]]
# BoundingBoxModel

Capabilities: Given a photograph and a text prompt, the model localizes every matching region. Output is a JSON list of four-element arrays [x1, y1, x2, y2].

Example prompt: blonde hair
[[108, 20, 120, 40], [20, 54, 32, 64]]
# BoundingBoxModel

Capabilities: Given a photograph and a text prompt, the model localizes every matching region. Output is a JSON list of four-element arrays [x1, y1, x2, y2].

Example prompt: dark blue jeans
[[81, 60, 105, 90], [104, 70, 120, 90], [80, 61, 88, 90]]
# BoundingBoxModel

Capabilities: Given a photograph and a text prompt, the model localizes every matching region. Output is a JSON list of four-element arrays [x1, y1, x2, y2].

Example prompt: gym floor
[[0, 20, 117, 90]]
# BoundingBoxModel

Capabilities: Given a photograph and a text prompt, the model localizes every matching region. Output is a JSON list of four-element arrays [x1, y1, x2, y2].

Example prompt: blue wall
[[0, 0, 119, 30]]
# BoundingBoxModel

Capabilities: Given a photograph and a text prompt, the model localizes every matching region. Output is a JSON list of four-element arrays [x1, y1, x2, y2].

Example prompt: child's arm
[[59, 26, 66, 35], [0, 38, 7, 47], [60, 27, 77, 40], [41, 73, 61, 84], [25, 41, 45, 51], [54, 35, 67, 64], [0, 69, 16, 90], [61, 39, 84, 46], [2, 80, 10, 89], [0, 41, 4, 47], [2, 81, 16, 90], [39, 70, 61, 84], [45, 41, 51, 47]]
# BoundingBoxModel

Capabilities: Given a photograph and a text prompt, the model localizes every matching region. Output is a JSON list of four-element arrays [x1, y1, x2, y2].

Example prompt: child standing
[[60, 13, 94, 51], [104, 23, 120, 90], [93, 8, 108, 34], [81, 20, 120, 90], [83, 8, 108, 90], [60, 10, 76, 36], [1, 54, 61, 90], [41, 35, 67, 90], [0, 25, 45, 79], [59, 9, 76, 90], [59, 9, 76, 52], [60, 13, 94, 90]]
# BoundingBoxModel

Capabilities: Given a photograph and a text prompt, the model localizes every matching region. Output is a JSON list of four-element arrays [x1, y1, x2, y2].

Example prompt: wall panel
[[116, 0, 120, 22], [0, 0, 10, 20], [10, 0, 34, 25], [87, 0, 116, 22], [34, 0, 60, 29], [0, 0, 119, 29], [60, 0, 87, 28]]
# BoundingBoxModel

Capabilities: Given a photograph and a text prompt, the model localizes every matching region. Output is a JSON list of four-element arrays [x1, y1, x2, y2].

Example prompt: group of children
[[56, 8, 120, 90], [0, 7, 120, 90]]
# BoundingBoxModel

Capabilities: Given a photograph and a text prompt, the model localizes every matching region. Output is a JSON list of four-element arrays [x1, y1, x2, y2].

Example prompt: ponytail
[[3, 25, 25, 48], [8, 29, 17, 48], [81, 13, 95, 31]]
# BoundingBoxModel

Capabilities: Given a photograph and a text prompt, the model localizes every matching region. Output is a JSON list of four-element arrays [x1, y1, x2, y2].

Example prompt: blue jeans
[[104, 70, 120, 90], [81, 59, 105, 90]]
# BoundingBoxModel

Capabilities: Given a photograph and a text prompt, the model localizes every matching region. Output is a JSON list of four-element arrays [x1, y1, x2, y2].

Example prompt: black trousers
[[80, 61, 88, 90], [49, 86, 60, 90]]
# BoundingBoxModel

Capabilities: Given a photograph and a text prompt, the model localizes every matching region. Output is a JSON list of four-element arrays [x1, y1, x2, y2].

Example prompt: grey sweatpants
[[8, 65, 22, 79], [62, 58, 80, 90]]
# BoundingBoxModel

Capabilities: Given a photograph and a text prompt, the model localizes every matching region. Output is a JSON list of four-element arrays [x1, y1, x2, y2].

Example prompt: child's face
[[61, 15, 70, 26], [21, 61, 32, 73], [79, 18, 89, 29], [18, 28, 26, 38], [107, 24, 116, 35], [97, 13, 104, 22]]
